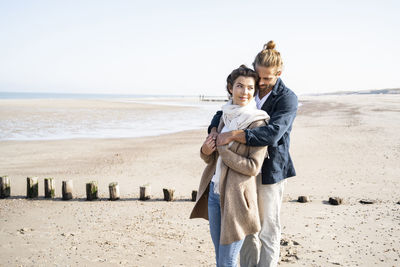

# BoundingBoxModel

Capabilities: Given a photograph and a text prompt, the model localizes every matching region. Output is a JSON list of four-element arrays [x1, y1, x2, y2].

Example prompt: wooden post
[[191, 190, 197, 202], [297, 196, 310, 203], [26, 177, 39, 198], [329, 197, 343, 205], [139, 184, 151, 201], [0, 176, 10, 198], [163, 188, 175, 201], [62, 180, 73, 200], [359, 199, 375, 204], [109, 182, 120, 200], [86, 181, 98, 201], [44, 178, 55, 198]]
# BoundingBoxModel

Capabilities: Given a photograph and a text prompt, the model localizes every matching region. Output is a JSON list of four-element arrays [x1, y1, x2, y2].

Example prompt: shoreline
[[0, 128, 205, 142], [0, 98, 221, 141]]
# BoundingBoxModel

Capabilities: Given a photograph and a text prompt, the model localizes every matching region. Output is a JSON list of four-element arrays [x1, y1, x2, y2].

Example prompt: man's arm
[[245, 93, 298, 146], [217, 93, 298, 147], [207, 110, 222, 134], [216, 129, 246, 146]]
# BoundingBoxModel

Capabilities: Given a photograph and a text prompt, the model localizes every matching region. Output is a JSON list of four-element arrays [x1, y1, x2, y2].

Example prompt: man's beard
[[259, 84, 274, 91]]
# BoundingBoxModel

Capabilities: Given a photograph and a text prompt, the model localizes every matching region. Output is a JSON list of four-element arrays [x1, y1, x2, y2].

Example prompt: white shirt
[[255, 91, 272, 110], [255, 91, 271, 175]]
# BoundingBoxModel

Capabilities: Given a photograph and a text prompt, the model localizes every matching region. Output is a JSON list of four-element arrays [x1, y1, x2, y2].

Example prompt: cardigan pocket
[[243, 189, 250, 210]]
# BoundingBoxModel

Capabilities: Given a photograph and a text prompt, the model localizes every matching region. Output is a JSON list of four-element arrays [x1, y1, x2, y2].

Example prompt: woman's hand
[[207, 127, 218, 141], [201, 135, 216, 155]]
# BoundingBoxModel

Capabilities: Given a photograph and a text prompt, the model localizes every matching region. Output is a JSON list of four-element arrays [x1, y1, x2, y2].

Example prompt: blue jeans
[[208, 182, 244, 267]]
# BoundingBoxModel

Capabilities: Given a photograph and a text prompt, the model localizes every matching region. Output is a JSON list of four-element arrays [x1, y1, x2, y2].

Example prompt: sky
[[0, 0, 399, 96]]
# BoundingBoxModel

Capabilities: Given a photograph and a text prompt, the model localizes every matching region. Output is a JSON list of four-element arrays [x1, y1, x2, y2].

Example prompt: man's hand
[[201, 135, 216, 155], [216, 130, 246, 146], [216, 131, 233, 146]]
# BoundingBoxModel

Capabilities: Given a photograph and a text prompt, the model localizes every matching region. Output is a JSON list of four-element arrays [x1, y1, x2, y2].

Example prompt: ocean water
[[1, 92, 301, 141], [0, 91, 186, 99], [0, 92, 226, 141]]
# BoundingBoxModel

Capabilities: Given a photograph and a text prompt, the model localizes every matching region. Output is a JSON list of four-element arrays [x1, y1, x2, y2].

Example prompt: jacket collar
[[271, 78, 284, 96], [260, 78, 284, 111]]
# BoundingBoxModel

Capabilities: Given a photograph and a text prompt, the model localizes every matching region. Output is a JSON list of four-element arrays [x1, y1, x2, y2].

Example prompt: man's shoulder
[[282, 88, 298, 103], [277, 80, 297, 98], [275, 84, 297, 106], [268, 81, 298, 112]]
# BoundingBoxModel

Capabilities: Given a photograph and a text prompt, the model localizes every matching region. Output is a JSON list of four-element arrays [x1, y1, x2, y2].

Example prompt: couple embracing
[[190, 41, 298, 267]]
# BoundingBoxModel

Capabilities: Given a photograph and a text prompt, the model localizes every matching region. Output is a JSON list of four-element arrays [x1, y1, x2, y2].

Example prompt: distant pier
[[199, 95, 228, 102]]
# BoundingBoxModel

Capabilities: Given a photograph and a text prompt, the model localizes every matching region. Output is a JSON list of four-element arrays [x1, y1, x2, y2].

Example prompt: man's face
[[255, 65, 281, 91]]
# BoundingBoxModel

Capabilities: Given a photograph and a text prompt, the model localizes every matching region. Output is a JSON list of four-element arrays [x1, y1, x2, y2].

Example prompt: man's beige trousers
[[240, 175, 286, 267]]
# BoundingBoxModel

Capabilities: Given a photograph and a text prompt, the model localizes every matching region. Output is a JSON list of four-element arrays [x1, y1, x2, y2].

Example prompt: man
[[207, 40, 298, 267]]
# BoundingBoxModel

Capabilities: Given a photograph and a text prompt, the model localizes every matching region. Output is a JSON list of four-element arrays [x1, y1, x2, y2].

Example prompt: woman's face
[[229, 76, 256, 106]]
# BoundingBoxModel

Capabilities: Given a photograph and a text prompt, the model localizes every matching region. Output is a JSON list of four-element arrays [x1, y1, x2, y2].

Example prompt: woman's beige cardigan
[[190, 118, 268, 245]]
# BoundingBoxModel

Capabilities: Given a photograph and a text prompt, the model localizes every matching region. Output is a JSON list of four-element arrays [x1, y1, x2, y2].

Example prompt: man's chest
[[261, 96, 279, 115]]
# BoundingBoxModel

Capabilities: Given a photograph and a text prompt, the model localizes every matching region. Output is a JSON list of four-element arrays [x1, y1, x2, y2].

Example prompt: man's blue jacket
[[208, 78, 298, 184]]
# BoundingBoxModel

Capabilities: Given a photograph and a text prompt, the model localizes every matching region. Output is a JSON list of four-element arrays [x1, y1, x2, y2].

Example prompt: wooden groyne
[[1, 176, 398, 206], [199, 95, 228, 102], [0, 176, 197, 201]]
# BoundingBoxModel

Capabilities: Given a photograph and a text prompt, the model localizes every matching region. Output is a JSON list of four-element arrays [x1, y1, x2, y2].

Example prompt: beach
[[0, 95, 399, 266]]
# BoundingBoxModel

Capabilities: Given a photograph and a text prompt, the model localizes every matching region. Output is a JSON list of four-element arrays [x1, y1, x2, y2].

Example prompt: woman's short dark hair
[[226, 65, 259, 96]]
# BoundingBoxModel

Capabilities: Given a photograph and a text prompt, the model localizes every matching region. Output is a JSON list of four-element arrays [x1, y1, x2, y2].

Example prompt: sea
[[0, 92, 226, 141]]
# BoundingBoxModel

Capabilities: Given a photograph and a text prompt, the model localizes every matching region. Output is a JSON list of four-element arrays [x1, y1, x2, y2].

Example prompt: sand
[[0, 95, 399, 266]]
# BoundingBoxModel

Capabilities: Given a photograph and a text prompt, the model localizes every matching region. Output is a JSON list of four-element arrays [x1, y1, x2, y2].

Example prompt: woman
[[190, 65, 269, 266]]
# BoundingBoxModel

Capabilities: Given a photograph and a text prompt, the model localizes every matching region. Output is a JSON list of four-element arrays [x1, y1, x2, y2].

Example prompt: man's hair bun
[[263, 40, 276, 50], [253, 40, 282, 70]]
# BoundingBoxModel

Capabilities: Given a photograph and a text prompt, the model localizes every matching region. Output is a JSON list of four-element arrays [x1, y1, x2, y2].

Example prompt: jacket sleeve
[[200, 147, 216, 164], [207, 110, 222, 134], [245, 93, 297, 146], [217, 144, 267, 177]]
